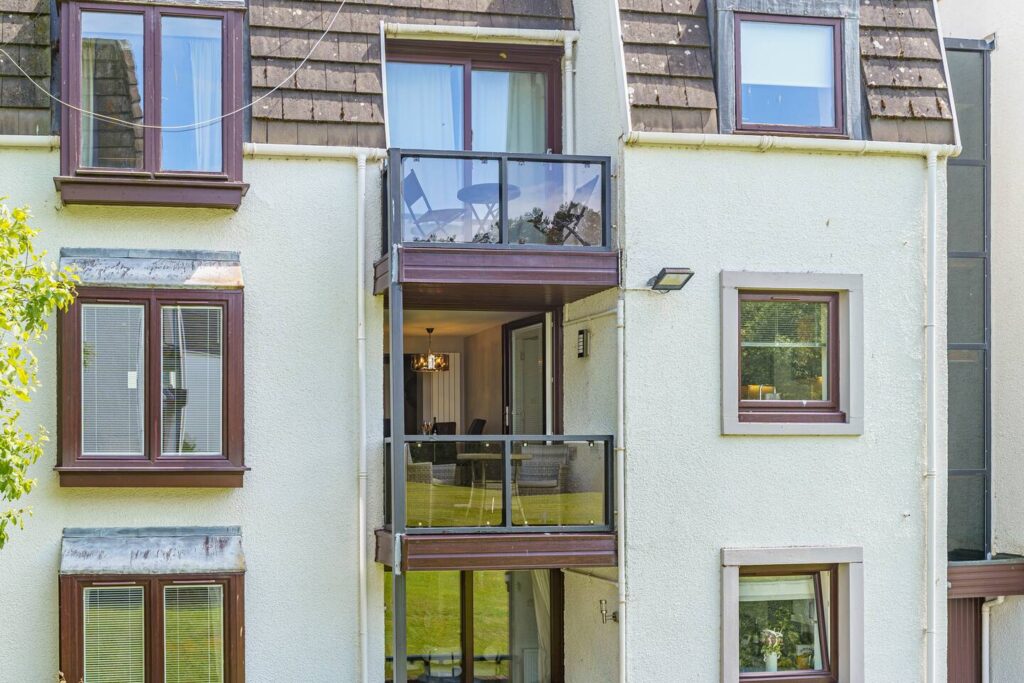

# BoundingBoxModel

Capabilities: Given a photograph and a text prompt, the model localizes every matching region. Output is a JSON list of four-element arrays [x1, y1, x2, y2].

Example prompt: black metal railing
[[385, 434, 614, 534], [384, 149, 612, 252]]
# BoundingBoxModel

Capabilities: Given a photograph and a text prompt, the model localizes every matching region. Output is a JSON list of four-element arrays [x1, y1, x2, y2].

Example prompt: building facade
[[0, 1, 967, 682]]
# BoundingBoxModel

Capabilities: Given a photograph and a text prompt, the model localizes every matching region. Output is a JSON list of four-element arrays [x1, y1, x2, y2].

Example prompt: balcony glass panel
[[405, 439, 504, 529], [400, 156, 500, 244], [510, 439, 609, 528], [507, 160, 604, 247]]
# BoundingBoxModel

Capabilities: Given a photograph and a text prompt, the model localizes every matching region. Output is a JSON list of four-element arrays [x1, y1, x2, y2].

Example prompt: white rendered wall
[[0, 148, 388, 682], [620, 145, 946, 682], [939, 0, 1024, 560]]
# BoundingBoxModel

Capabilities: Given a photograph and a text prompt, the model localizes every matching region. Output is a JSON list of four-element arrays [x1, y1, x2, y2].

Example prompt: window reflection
[[81, 12, 145, 168]]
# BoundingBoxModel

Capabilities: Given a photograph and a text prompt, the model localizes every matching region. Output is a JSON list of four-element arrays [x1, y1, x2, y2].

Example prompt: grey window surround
[[709, 0, 865, 138], [721, 271, 864, 436]]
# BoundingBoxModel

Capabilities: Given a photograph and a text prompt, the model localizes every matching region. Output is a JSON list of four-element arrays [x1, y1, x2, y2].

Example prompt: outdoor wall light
[[599, 599, 619, 624], [648, 267, 694, 292], [577, 329, 590, 358]]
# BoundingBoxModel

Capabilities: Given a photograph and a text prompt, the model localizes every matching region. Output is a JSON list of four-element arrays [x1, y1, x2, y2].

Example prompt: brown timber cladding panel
[[618, 0, 717, 133], [948, 561, 1024, 599], [948, 598, 982, 683], [249, 0, 574, 147], [859, 0, 955, 144], [0, 0, 51, 134], [383, 531, 618, 571]]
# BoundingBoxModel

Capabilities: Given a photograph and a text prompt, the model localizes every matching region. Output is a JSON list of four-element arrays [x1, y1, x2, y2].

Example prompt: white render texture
[[0, 148, 388, 682], [619, 145, 947, 682]]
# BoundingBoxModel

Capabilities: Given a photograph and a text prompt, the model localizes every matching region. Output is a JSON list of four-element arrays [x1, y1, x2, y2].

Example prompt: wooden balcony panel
[[373, 246, 620, 309], [948, 560, 1024, 598], [376, 529, 617, 572]]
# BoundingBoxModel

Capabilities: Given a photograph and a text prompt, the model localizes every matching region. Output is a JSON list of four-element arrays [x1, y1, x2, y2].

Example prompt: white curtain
[[386, 62, 462, 150], [472, 71, 546, 153], [530, 570, 552, 683], [188, 36, 222, 171]]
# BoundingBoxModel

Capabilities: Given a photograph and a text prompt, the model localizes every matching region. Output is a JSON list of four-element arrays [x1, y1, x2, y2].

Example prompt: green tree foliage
[[0, 201, 77, 550]]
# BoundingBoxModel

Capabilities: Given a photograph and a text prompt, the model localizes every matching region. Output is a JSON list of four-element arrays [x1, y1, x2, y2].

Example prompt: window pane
[[399, 155, 497, 243], [949, 350, 986, 471], [83, 586, 145, 683], [948, 165, 985, 253], [949, 474, 987, 560], [82, 304, 146, 456], [740, 299, 830, 402], [472, 70, 547, 153], [508, 160, 604, 246], [161, 306, 223, 456], [475, 571, 511, 680], [385, 571, 462, 682], [739, 574, 827, 674], [387, 62, 465, 150], [948, 258, 985, 344], [164, 584, 225, 683], [81, 12, 145, 168], [947, 50, 985, 162], [161, 17, 223, 172], [740, 21, 836, 128]]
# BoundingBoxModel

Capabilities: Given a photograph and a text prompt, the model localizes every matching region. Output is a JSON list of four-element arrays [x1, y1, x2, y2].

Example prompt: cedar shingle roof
[[615, 0, 955, 143], [0, 0, 50, 135], [249, 0, 575, 147], [617, 0, 717, 134], [859, 0, 955, 144]]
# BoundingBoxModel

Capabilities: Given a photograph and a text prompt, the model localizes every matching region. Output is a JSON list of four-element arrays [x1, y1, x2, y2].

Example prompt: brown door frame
[[456, 569, 565, 683], [503, 313, 563, 435]]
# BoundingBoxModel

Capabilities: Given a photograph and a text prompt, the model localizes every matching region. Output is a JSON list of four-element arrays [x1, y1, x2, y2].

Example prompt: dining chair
[[402, 169, 465, 241]]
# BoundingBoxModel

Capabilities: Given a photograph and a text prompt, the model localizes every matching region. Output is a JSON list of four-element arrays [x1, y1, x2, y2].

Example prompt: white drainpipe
[[925, 150, 939, 683], [615, 295, 627, 683], [356, 153, 370, 683], [563, 35, 576, 154], [982, 596, 1005, 683]]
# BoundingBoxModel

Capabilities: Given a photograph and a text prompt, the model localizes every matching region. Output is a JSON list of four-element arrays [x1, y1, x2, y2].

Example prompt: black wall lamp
[[648, 267, 694, 292]]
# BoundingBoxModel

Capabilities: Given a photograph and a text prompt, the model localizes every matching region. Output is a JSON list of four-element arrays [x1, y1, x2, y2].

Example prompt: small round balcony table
[[457, 182, 522, 226], [457, 451, 532, 523]]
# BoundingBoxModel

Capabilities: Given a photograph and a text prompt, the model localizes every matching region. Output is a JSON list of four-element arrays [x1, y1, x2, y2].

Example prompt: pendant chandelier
[[411, 328, 449, 373]]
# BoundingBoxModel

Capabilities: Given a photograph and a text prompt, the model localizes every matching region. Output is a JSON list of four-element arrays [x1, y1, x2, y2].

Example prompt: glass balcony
[[385, 150, 612, 249], [385, 435, 614, 533]]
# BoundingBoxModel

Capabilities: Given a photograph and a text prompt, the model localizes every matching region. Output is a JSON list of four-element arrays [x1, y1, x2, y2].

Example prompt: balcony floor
[[374, 245, 620, 309]]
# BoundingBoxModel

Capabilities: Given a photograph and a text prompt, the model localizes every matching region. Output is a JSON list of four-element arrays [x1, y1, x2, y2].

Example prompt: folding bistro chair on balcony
[[516, 444, 572, 526], [402, 169, 465, 242], [557, 175, 600, 246], [406, 444, 457, 527]]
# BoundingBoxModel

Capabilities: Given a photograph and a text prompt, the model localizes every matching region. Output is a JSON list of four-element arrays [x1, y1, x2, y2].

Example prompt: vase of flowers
[[761, 629, 783, 672]]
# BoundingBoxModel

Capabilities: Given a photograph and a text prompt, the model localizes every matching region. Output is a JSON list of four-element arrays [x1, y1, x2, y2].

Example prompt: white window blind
[[740, 300, 827, 348], [740, 21, 835, 89], [161, 306, 223, 456], [83, 586, 145, 683], [164, 584, 225, 683], [82, 304, 146, 456]]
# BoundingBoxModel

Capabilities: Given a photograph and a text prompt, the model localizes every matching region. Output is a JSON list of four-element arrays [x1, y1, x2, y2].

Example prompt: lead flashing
[[60, 248, 243, 289], [60, 526, 245, 575]]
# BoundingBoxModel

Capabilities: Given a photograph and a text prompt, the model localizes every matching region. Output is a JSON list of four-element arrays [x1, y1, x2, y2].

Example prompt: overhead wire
[[0, 0, 347, 132]]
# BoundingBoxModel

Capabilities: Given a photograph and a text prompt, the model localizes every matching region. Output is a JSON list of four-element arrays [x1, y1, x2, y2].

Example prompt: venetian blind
[[81, 304, 146, 456], [164, 584, 225, 683], [161, 306, 223, 456], [83, 586, 145, 683], [740, 300, 827, 348]]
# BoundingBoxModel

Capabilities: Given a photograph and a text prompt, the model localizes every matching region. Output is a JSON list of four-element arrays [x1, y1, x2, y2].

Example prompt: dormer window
[[735, 14, 845, 136], [56, 1, 247, 208]]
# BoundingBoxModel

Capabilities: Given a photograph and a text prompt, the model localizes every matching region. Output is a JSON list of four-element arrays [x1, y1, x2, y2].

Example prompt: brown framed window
[[59, 573, 244, 683], [55, 1, 247, 208], [58, 287, 245, 486], [734, 13, 845, 136], [385, 40, 563, 153], [738, 565, 839, 682], [738, 291, 844, 423]]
